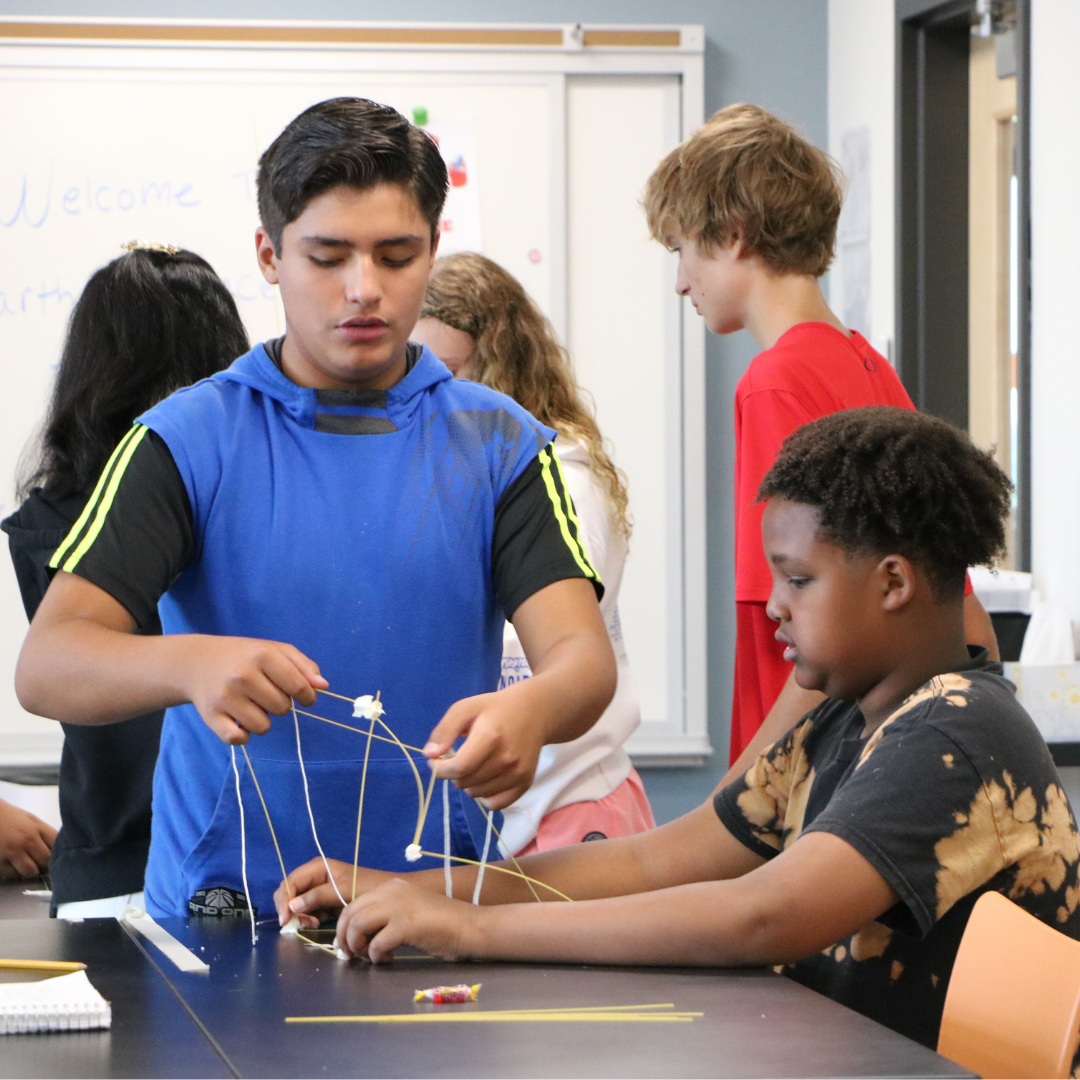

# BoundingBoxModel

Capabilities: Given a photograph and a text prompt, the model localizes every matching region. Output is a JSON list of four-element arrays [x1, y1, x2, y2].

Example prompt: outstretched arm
[[334, 828, 898, 967], [16, 571, 326, 743], [421, 577, 616, 809], [277, 799, 760, 926]]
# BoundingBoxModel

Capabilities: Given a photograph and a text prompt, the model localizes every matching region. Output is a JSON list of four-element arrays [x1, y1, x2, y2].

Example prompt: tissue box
[[1004, 662, 1080, 743]]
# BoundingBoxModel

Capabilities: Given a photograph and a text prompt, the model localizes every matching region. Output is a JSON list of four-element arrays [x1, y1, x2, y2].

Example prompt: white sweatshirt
[[498, 439, 641, 854]]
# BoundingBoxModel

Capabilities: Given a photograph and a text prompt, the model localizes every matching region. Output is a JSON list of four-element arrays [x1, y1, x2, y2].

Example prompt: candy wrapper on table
[[414, 984, 481, 1004]]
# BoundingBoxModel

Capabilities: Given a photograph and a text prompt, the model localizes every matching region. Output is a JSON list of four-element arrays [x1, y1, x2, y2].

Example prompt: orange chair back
[[938, 890, 1080, 1078]]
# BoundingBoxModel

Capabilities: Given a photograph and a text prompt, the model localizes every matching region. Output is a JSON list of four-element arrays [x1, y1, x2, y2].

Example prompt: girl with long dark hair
[[1, 243, 248, 914]]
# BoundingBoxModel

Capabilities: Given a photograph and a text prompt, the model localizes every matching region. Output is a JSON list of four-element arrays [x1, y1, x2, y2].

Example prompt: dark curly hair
[[257, 97, 448, 254], [757, 407, 1012, 600]]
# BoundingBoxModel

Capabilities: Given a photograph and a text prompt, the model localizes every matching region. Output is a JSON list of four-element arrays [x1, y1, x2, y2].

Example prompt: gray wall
[[4, 0, 830, 824]]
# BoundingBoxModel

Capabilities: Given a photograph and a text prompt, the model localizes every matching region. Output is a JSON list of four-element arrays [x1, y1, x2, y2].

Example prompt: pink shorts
[[514, 768, 656, 856]]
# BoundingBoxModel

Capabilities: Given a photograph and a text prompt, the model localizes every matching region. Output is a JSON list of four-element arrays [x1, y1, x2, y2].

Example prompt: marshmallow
[[352, 695, 385, 721]]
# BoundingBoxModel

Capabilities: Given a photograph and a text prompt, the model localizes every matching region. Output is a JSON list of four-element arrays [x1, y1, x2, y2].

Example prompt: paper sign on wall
[[419, 114, 483, 255]]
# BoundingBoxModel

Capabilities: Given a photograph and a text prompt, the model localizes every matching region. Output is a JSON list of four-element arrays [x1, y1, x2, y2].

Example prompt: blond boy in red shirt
[[642, 104, 996, 771]]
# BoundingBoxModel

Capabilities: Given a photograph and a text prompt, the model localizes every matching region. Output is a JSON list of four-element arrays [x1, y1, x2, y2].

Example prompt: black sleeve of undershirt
[[51, 427, 194, 630], [492, 448, 603, 621]]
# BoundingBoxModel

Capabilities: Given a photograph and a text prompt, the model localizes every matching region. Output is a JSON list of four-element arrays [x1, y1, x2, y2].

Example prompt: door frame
[[895, 0, 1031, 567]]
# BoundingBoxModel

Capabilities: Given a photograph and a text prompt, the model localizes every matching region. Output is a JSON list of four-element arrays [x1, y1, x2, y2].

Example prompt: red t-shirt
[[730, 323, 915, 764], [734, 323, 915, 602]]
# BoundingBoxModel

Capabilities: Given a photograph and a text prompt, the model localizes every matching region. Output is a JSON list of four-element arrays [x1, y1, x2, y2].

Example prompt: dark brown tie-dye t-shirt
[[714, 649, 1080, 1049]]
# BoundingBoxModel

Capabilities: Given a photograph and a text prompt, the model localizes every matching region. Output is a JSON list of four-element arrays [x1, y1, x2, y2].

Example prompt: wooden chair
[[938, 890, 1080, 1078]]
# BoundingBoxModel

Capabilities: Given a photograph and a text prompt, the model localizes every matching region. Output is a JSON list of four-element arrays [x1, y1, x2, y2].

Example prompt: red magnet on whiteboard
[[449, 155, 468, 187], [528, 249, 542, 264]]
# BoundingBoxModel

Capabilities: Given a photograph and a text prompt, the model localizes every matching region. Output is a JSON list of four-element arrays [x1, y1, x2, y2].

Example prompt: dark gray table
[[0, 918, 230, 1078], [135, 917, 973, 1079], [0, 877, 52, 919]]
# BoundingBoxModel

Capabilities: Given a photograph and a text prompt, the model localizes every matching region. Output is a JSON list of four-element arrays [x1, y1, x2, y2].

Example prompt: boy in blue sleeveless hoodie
[[17, 98, 616, 920]]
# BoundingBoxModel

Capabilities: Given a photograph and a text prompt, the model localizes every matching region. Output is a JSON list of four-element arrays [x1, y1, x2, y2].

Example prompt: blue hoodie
[[137, 343, 554, 918]]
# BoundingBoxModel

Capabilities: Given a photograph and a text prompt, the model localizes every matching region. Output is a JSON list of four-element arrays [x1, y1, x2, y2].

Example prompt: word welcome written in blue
[[1, 173, 200, 228]]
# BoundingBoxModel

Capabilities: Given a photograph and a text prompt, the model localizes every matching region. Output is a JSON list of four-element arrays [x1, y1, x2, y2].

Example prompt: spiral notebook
[[0, 970, 111, 1034]]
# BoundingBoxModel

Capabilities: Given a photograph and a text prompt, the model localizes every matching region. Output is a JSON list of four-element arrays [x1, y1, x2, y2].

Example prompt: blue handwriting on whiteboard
[[221, 273, 276, 304], [0, 279, 76, 317], [1, 173, 200, 229], [231, 168, 257, 203], [0, 276, 273, 318]]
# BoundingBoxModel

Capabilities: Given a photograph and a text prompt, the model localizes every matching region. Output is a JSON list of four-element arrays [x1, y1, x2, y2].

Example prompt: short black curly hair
[[757, 407, 1012, 600]]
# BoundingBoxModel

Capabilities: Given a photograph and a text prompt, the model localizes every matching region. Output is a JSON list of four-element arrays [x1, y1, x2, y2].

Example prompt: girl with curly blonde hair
[[413, 252, 653, 856]]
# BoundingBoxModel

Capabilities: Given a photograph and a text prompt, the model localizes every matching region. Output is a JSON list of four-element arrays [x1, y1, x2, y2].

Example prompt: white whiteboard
[[0, 19, 707, 766]]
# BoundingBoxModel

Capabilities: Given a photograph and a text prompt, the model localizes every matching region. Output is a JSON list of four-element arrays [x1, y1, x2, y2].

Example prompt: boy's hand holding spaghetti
[[423, 684, 547, 810], [178, 635, 328, 745]]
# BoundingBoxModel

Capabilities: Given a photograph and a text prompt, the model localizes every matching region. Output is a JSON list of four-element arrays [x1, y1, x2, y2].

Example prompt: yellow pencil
[[0, 958, 86, 972]]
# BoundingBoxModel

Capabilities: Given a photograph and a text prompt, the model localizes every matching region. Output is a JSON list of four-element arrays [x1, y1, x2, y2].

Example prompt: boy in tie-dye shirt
[[717, 645, 1078, 1046], [280, 406, 1080, 1057]]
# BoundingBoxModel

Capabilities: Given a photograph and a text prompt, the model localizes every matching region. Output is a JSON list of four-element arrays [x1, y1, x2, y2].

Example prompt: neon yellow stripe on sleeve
[[60, 423, 151, 573], [550, 448, 599, 579], [49, 423, 143, 570], [538, 446, 597, 581]]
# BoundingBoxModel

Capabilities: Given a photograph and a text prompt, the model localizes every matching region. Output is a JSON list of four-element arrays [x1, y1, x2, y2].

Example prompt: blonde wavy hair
[[421, 252, 631, 539], [643, 103, 842, 277]]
